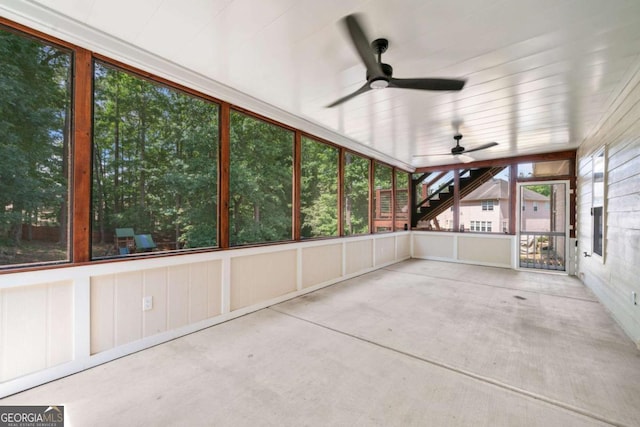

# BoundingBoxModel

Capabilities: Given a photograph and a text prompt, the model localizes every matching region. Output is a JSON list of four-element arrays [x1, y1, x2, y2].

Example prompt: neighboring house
[[432, 179, 551, 233]]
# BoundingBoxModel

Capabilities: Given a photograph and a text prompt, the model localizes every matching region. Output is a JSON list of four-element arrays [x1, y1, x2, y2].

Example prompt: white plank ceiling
[[4, 0, 640, 169]]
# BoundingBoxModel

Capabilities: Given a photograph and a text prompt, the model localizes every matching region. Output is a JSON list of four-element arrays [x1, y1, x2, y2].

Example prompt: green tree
[[229, 111, 293, 246], [343, 152, 369, 235], [92, 63, 218, 256], [301, 137, 338, 238], [0, 29, 70, 258], [528, 184, 551, 197]]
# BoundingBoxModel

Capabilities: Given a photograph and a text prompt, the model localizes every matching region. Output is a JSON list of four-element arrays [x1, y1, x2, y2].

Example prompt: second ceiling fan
[[413, 133, 498, 163], [327, 14, 466, 107]]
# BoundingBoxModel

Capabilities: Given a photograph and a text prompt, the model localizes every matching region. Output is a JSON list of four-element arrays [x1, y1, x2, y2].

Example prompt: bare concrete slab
[[2, 260, 638, 426], [275, 260, 640, 426]]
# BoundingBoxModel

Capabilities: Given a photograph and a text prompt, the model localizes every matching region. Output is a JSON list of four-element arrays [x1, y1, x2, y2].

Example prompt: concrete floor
[[3, 260, 640, 426]]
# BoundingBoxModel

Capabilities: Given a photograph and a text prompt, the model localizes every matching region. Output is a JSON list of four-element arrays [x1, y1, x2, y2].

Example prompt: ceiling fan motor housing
[[452, 133, 465, 154]]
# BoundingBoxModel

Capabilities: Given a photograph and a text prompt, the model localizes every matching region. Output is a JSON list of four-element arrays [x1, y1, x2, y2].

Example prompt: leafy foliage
[[343, 152, 370, 235], [527, 184, 551, 197], [229, 111, 293, 246], [0, 29, 70, 263], [301, 137, 338, 238], [92, 62, 218, 257]]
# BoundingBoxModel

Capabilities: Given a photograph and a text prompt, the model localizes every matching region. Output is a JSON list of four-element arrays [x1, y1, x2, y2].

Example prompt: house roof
[[463, 179, 549, 202]]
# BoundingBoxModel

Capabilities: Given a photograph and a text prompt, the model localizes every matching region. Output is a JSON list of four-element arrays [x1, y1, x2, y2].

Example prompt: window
[[533, 202, 538, 212], [487, 221, 492, 232], [373, 162, 393, 233], [518, 160, 571, 178], [461, 169, 510, 234], [592, 149, 605, 257], [470, 221, 476, 231], [300, 137, 338, 238], [480, 221, 487, 232], [395, 171, 409, 231], [92, 62, 219, 258], [481, 200, 494, 211], [418, 170, 454, 230], [0, 28, 72, 268], [343, 152, 370, 235], [229, 111, 293, 246]]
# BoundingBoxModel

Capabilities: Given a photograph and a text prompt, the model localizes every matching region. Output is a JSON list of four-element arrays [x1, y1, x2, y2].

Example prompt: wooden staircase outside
[[412, 166, 506, 227]]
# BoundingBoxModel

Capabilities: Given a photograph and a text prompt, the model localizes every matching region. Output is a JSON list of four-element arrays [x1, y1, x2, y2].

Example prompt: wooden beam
[[453, 170, 460, 232], [509, 165, 517, 235], [72, 48, 93, 263], [293, 131, 301, 241], [219, 102, 230, 248], [338, 149, 345, 236], [391, 168, 396, 231], [414, 150, 577, 173], [569, 157, 577, 239], [369, 159, 374, 234]]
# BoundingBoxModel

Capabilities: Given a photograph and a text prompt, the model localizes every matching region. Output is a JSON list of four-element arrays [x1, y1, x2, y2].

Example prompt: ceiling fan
[[413, 133, 498, 163], [327, 14, 466, 107]]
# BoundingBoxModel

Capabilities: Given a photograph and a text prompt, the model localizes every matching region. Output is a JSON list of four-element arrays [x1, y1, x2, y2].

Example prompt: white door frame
[[516, 180, 571, 273]]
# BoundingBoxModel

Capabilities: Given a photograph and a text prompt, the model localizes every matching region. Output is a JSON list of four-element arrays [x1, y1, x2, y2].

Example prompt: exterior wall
[[437, 203, 504, 231], [0, 232, 411, 397], [521, 200, 551, 232], [577, 63, 640, 349]]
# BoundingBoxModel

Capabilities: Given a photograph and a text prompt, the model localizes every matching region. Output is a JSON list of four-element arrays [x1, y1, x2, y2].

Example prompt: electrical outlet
[[142, 296, 153, 311]]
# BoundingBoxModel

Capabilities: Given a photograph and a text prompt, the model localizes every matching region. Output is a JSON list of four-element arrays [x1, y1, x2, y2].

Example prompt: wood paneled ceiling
[[4, 0, 640, 169]]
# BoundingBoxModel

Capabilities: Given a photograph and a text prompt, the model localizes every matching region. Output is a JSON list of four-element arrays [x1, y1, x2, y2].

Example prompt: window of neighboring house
[[470, 221, 477, 231], [92, 61, 219, 258], [482, 200, 494, 211], [533, 202, 538, 212], [343, 152, 370, 235], [503, 221, 508, 233], [0, 27, 72, 268], [373, 162, 393, 233], [592, 148, 605, 257], [300, 137, 338, 239], [462, 169, 510, 234], [229, 110, 293, 246], [487, 221, 492, 232], [480, 221, 487, 232]]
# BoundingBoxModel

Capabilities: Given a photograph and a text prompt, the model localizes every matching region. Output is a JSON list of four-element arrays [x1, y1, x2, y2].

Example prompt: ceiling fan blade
[[463, 142, 498, 153], [457, 154, 475, 163], [388, 77, 466, 91], [343, 14, 384, 79], [412, 152, 453, 157], [326, 82, 372, 107]]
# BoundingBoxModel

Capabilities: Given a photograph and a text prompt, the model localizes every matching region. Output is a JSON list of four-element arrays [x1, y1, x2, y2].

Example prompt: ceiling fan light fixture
[[369, 78, 389, 89], [326, 15, 465, 107]]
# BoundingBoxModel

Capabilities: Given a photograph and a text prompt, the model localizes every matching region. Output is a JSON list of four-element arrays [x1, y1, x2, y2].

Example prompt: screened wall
[[0, 21, 411, 271]]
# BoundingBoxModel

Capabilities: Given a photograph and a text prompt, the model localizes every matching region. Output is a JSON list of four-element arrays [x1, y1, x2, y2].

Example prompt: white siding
[[577, 63, 640, 349]]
